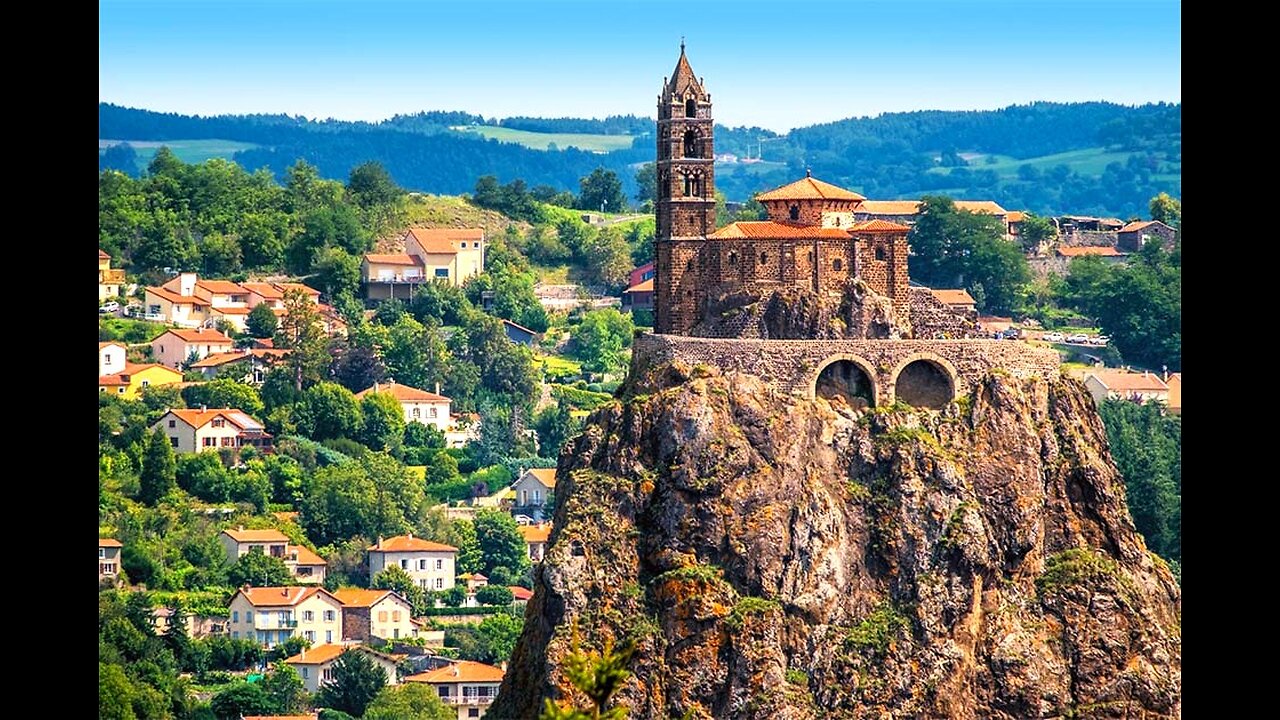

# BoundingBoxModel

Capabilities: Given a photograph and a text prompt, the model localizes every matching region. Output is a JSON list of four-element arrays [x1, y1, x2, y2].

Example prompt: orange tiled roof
[[524, 468, 557, 489], [240, 282, 284, 300], [1119, 220, 1171, 233], [709, 221, 853, 240], [365, 253, 422, 266], [99, 248, 111, 259], [99, 374, 129, 386], [237, 586, 335, 607], [100, 341, 126, 350], [197, 280, 248, 294], [189, 349, 286, 368], [405, 227, 485, 254], [331, 588, 398, 607], [930, 289, 977, 306], [160, 328, 233, 344], [404, 660, 505, 684], [146, 286, 211, 306], [222, 528, 289, 543], [1005, 211, 1027, 223], [1087, 370, 1168, 392], [283, 643, 351, 665], [518, 524, 552, 543], [99, 363, 181, 386], [167, 408, 265, 431], [355, 381, 451, 403], [624, 279, 654, 294], [100, 538, 123, 547], [755, 175, 865, 202], [858, 200, 921, 215], [368, 535, 458, 553], [276, 282, 321, 296], [1058, 246, 1122, 257], [290, 545, 327, 566], [212, 306, 251, 315], [510, 586, 533, 601], [849, 219, 911, 233], [954, 200, 1008, 215]]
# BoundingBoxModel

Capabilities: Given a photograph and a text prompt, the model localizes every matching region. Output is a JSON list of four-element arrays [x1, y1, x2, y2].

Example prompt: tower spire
[[680, 36, 685, 53]]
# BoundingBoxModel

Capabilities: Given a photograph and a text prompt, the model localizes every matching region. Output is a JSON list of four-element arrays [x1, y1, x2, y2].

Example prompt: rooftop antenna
[[680, 36, 685, 53]]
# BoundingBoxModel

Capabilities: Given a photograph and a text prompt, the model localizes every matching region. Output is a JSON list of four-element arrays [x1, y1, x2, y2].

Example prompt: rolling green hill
[[99, 138, 258, 170], [455, 125, 637, 152]]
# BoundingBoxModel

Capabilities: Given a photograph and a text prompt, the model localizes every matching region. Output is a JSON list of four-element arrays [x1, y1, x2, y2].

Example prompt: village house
[[1083, 370, 1169, 407], [188, 349, 288, 384], [219, 527, 327, 584], [502, 318, 538, 346], [227, 586, 344, 648], [458, 573, 488, 594], [98, 362, 184, 399], [151, 328, 234, 369], [517, 523, 551, 563], [355, 381, 454, 434], [332, 588, 417, 642], [100, 249, 125, 301], [509, 586, 533, 604], [363, 227, 486, 300], [285, 644, 402, 694], [1116, 220, 1177, 252], [99, 342, 127, 377], [153, 407, 273, 454], [855, 199, 1011, 234], [404, 661, 505, 720], [929, 288, 978, 316], [143, 284, 211, 327], [1165, 373, 1181, 415], [622, 278, 654, 314], [367, 535, 458, 592], [100, 538, 122, 584], [512, 468, 556, 519]]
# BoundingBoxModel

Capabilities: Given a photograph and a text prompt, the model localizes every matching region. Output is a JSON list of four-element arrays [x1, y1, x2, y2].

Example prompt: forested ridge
[[101, 101, 1179, 217]]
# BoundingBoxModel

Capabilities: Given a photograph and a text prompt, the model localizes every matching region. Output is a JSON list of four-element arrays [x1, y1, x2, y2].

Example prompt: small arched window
[[789, 205, 800, 221], [834, 216, 841, 227], [833, 259, 843, 271], [760, 252, 768, 264], [686, 99, 697, 117], [684, 130, 698, 158], [875, 246, 886, 261], [728, 252, 737, 266]]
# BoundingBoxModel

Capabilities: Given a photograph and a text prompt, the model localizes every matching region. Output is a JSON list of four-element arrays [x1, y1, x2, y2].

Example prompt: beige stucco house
[[1166, 373, 1181, 415], [153, 408, 273, 454], [100, 538, 123, 583], [219, 527, 327, 584], [518, 523, 552, 563], [1083, 370, 1169, 407], [512, 468, 557, 519], [151, 328, 234, 368], [354, 382, 453, 433], [100, 249, 125, 301], [363, 227, 485, 299], [99, 342, 127, 377], [332, 588, 417, 642], [368, 535, 457, 592], [404, 661, 504, 720], [285, 644, 401, 694], [228, 586, 344, 648]]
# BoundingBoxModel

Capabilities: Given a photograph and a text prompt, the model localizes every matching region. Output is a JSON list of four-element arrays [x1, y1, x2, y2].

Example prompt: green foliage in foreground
[[540, 629, 637, 720]]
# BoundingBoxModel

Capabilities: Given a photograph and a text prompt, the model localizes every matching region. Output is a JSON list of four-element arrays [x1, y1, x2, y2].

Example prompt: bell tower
[[654, 42, 715, 335]]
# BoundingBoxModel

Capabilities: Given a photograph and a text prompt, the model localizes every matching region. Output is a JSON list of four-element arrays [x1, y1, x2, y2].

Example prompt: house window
[[833, 259, 843, 271], [232, 631, 239, 639], [435, 268, 450, 278], [412, 407, 421, 418], [100, 563, 117, 575], [521, 490, 528, 505], [326, 630, 333, 643], [301, 667, 309, 679], [685, 98, 697, 117], [534, 490, 541, 504], [835, 216, 841, 227], [392, 611, 401, 621], [99, 548, 106, 559], [202, 437, 215, 447], [232, 611, 239, 623], [303, 611, 314, 622], [212, 419, 225, 427], [419, 559, 427, 570], [141, 380, 150, 388], [435, 578, 443, 589], [378, 611, 388, 623], [470, 709, 481, 718], [324, 610, 335, 622], [394, 628, 400, 639], [170, 436, 179, 448], [875, 246, 886, 261], [247, 611, 255, 625], [168, 420, 176, 428], [118, 388, 126, 394], [436, 559, 443, 570], [221, 437, 233, 446], [789, 205, 800, 221], [401, 559, 409, 569], [322, 668, 334, 682], [305, 630, 315, 642]]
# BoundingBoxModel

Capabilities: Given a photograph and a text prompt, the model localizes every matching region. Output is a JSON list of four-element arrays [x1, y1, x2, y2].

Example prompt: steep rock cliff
[[491, 362, 1181, 719], [691, 279, 905, 340]]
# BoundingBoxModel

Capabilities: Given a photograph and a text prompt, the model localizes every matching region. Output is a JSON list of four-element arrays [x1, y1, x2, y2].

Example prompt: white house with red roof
[[363, 227, 485, 299], [99, 341, 127, 377], [219, 527, 327, 584], [403, 661, 504, 719], [228, 586, 344, 648], [367, 534, 457, 592], [152, 407, 272, 453], [512, 468, 557, 519], [150, 328, 233, 368], [1083, 370, 1170, 407], [355, 381, 453, 433], [285, 644, 403, 693], [331, 588, 416, 642], [99, 538, 123, 583]]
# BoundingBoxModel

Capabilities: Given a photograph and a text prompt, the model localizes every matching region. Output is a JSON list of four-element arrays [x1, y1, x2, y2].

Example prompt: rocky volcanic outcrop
[[692, 279, 905, 340], [491, 362, 1181, 719]]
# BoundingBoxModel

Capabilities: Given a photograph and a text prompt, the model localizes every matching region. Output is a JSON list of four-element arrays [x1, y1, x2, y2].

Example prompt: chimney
[[377, 535, 384, 549], [201, 404, 208, 413], [452, 665, 460, 677], [435, 382, 441, 395], [407, 532, 413, 540], [238, 525, 244, 531], [374, 382, 379, 393], [500, 661, 508, 672]]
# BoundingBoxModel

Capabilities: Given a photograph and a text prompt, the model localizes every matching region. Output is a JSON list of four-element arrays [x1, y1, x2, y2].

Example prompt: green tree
[[370, 565, 416, 595], [314, 246, 362, 299], [361, 392, 406, 451], [475, 584, 515, 606], [263, 662, 307, 715], [539, 630, 636, 720], [1149, 192, 1181, 229], [99, 662, 138, 720], [365, 683, 456, 720], [453, 519, 484, 574], [1099, 399, 1181, 563], [347, 161, 403, 209], [211, 682, 273, 720], [633, 162, 656, 207], [201, 231, 243, 276], [585, 227, 634, 290], [297, 382, 364, 441], [474, 510, 530, 577], [1016, 212, 1058, 252], [908, 196, 1030, 314], [441, 585, 467, 607], [570, 308, 634, 374], [534, 401, 579, 459], [162, 598, 192, 668], [228, 550, 293, 587], [315, 650, 388, 718], [247, 301, 279, 338], [276, 287, 329, 391], [477, 611, 523, 664], [578, 167, 626, 213], [182, 378, 264, 416], [139, 429, 176, 505], [286, 159, 343, 214]]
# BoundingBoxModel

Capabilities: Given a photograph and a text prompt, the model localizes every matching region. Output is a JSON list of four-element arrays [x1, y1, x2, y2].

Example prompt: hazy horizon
[[99, 0, 1181, 134]]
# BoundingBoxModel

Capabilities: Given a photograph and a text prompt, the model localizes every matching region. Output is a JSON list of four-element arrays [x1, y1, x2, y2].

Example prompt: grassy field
[[930, 147, 1181, 180], [454, 125, 636, 152], [99, 138, 259, 169], [535, 352, 583, 378]]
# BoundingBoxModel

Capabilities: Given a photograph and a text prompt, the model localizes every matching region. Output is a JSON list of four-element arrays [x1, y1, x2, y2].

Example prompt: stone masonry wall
[[631, 333, 1061, 404]]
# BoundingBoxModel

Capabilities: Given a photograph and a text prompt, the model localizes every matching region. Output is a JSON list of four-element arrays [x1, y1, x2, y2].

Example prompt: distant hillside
[[100, 101, 1180, 217]]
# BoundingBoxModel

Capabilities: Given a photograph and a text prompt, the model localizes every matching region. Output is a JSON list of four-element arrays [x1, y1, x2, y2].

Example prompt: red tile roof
[[100, 538, 123, 548], [331, 588, 399, 607], [99, 249, 111, 259], [99, 341, 126, 350], [197, 280, 248, 294], [364, 253, 422, 266], [709, 221, 852, 240], [849, 219, 911, 233], [368, 535, 458, 553], [283, 644, 351, 665], [509, 586, 533, 601], [518, 524, 552, 543], [1086, 370, 1168, 392], [1058, 246, 1122, 257], [1119, 220, 1172, 233], [222, 528, 289, 543], [240, 282, 284, 300], [755, 175, 865, 202], [189, 349, 288, 368], [167, 408, 265, 431], [146, 287, 211, 306], [212, 306, 251, 315], [99, 374, 129, 386], [523, 468, 557, 489], [1005, 211, 1027, 223], [404, 660, 505, 684], [930, 289, 977, 306], [355, 382, 451, 403], [405, 228, 485, 254], [160, 328, 233, 344], [624, 279, 654, 293], [236, 586, 337, 607], [857, 200, 921, 215], [276, 282, 321, 297]]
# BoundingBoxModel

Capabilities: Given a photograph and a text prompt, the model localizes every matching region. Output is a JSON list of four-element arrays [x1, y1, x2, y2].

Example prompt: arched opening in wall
[[875, 246, 886, 261], [686, 99, 697, 117], [759, 252, 768, 264], [894, 359, 954, 409], [815, 359, 875, 410], [789, 204, 800, 221], [833, 258, 843, 271], [684, 129, 698, 157], [728, 252, 737, 266]]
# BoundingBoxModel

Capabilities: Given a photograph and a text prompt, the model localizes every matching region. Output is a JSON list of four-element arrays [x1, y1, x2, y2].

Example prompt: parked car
[[99, 301, 120, 315], [1087, 336, 1109, 346], [1065, 334, 1090, 344], [513, 514, 536, 526], [1041, 332, 1064, 343]]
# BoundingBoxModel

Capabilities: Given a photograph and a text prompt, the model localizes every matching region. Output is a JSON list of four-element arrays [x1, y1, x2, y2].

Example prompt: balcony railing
[[438, 695, 495, 706], [370, 275, 431, 284]]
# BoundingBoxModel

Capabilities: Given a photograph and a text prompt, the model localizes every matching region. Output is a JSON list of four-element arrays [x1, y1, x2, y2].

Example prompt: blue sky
[[99, 0, 1181, 132]]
